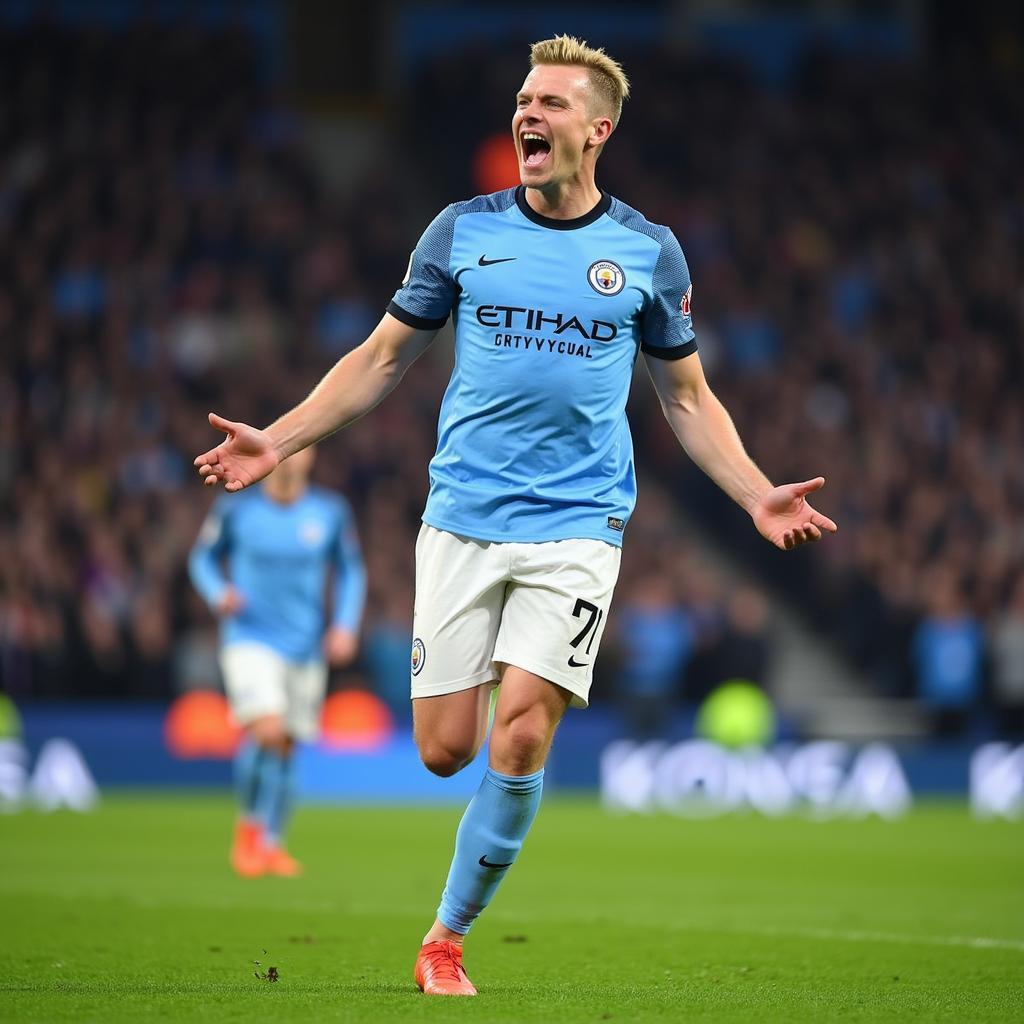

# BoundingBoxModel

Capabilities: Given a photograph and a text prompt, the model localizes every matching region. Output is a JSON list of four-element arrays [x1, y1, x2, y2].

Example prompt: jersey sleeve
[[330, 500, 367, 633], [387, 204, 459, 329], [188, 498, 232, 609], [640, 229, 697, 360]]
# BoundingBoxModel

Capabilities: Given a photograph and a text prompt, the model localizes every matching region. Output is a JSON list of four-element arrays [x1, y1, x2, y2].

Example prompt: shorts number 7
[[570, 598, 604, 656]]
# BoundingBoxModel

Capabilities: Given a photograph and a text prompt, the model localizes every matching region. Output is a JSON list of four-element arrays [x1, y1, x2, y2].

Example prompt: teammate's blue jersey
[[188, 485, 366, 662], [388, 186, 696, 547]]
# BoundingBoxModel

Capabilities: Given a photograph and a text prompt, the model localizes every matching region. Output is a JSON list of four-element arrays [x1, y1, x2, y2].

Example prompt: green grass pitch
[[2, 795, 1021, 1022]]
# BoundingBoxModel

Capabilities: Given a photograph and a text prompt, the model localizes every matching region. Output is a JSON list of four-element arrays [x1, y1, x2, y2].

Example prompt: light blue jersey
[[389, 186, 696, 546], [189, 486, 366, 662]]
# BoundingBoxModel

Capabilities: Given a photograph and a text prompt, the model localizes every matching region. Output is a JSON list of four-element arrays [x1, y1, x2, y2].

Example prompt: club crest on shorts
[[587, 259, 625, 296], [411, 638, 426, 676]]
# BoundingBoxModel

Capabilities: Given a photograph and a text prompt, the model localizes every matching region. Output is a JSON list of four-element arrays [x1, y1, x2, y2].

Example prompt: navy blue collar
[[515, 186, 610, 230]]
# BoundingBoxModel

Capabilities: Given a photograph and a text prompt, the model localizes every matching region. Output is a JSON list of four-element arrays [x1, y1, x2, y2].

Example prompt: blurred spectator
[[989, 577, 1024, 739], [711, 586, 772, 692], [912, 574, 985, 736], [363, 585, 416, 726], [614, 574, 694, 739]]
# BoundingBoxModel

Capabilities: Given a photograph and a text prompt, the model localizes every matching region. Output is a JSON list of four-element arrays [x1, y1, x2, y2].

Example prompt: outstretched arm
[[645, 351, 837, 550], [194, 313, 437, 491], [187, 502, 245, 615], [324, 502, 367, 667]]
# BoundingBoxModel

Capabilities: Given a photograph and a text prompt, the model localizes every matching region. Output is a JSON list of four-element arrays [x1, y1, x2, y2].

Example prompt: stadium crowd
[[1, 19, 1020, 737]]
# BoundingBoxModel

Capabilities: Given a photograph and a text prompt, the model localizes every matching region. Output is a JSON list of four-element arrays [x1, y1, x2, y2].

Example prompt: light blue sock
[[233, 740, 263, 820], [256, 750, 295, 847], [437, 767, 545, 935]]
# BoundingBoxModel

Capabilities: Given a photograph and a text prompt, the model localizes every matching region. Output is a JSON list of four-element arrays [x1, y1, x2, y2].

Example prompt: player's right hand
[[194, 412, 280, 492], [215, 585, 245, 617], [323, 626, 359, 668]]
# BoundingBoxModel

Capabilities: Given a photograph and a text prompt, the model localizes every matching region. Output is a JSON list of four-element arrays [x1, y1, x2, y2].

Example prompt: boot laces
[[425, 942, 466, 983]]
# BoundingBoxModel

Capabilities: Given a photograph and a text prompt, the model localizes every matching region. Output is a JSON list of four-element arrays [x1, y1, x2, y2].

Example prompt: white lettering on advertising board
[[601, 740, 912, 818], [0, 738, 98, 812]]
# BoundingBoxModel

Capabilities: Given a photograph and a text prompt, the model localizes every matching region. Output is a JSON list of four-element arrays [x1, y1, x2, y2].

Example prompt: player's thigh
[[489, 664, 573, 773], [412, 684, 494, 764], [220, 642, 289, 726], [493, 538, 621, 709], [283, 660, 328, 743], [411, 524, 508, 701]]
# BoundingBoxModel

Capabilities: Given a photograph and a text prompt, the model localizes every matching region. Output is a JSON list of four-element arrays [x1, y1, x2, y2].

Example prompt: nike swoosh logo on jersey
[[568, 656, 589, 668], [479, 855, 514, 869], [478, 255, 517, 266]]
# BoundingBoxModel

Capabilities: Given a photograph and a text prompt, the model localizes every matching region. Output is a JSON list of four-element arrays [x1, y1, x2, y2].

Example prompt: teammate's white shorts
[[411, 524, 621, 708], [219, 642, 327, 742]]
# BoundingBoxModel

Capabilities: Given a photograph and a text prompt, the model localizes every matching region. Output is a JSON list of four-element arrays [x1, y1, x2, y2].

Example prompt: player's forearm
[[333, 563, 367, 633], [187, 548, 228, 607], [266, 335, 408, 461], [659, 381, 772, 513]]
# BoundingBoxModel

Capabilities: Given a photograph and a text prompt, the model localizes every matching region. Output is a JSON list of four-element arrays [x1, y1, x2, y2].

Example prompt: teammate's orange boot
[[414, 940, 477, 996], [230, 819, 266, 878], [263, 845, 303, 877]]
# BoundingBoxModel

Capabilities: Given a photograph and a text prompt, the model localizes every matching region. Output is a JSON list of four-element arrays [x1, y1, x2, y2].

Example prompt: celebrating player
[[193, 35, 836, 991], [188, 446, 365, 878]]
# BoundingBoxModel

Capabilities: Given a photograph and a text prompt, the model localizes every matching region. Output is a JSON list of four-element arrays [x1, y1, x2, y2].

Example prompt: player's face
[[513, 65, 605, 188]]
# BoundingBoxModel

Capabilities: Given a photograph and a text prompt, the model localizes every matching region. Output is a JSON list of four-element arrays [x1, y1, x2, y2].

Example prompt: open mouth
[[521, 132, 551, 169]]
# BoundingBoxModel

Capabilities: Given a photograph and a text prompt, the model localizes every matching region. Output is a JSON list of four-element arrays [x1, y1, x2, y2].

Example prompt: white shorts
[[219, 642, 327, 742], [411, 525, 621, 708]]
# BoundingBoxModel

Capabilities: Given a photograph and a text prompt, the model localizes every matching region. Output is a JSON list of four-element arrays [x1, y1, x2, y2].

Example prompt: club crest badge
[[587, 260, 625, 296], [299, 520, 325, 547], [681, 283, 692, 317], [411, 638, 426, 676]]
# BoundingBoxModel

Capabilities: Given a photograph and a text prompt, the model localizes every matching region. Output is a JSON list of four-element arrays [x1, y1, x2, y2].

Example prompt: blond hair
[[530, 35, 630, 126]]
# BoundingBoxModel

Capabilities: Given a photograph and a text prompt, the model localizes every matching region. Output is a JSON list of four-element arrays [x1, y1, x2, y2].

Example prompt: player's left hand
[[324, 627, 359, 667], [750, 477, 838, 551]]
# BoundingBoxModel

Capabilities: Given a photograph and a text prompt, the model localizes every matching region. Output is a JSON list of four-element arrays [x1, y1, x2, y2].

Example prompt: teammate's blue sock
[[234, 739, 263, 820], [437, 766, 544, 934], [262, 752, 295, 848]]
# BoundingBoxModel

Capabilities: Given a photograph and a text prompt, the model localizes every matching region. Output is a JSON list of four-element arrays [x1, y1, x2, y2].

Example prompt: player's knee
[[491, 711, 549, 774], [249, 717, 290, 753], [416, 737, 476, 777]]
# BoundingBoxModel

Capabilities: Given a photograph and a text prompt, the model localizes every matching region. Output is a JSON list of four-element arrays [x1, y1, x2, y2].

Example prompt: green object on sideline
[[0, 693, 22, 740], [696, 679, 777, 748]]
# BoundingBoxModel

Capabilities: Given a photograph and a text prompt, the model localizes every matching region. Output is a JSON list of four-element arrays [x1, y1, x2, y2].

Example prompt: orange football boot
[[230, 819, 266, 878], [263, 845, 303, 877], [414, 940, 477, 996]]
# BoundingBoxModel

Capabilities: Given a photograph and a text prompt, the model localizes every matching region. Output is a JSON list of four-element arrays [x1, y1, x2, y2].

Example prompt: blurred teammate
[[193, 36, 836, 990], [188, 446, 365, 878]]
